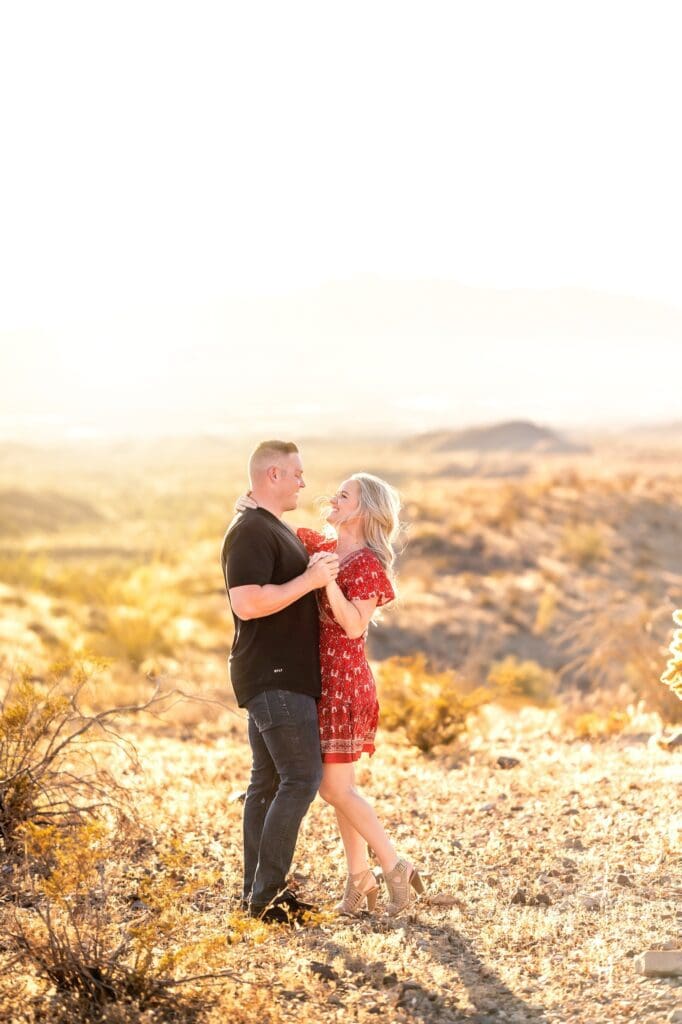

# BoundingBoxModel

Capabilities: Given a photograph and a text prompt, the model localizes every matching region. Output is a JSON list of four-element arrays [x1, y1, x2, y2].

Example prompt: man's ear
[[267, 465, 279, 483]]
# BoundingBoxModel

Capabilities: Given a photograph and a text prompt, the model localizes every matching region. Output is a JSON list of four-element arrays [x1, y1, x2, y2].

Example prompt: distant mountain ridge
[[410, 420, 590, 454]]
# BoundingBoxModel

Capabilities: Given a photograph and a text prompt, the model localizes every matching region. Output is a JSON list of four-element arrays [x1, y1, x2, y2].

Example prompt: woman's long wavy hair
[[350, 473, 402, 579]]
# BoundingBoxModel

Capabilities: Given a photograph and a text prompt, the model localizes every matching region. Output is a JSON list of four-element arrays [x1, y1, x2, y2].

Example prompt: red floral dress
[[297, 528, 395, 763]]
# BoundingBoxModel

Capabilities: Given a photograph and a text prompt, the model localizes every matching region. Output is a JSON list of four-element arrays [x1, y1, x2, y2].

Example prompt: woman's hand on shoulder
[[235, 490, 258, 512]]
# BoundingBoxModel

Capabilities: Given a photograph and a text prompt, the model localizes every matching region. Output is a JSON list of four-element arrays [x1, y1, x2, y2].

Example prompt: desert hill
[[410, 420, 590, 454], [0, 489, 102, 538]]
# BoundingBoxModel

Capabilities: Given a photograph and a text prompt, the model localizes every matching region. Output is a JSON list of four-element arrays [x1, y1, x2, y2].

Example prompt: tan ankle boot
[[383, 858, 424, 917], [335, 868, 380, 916]]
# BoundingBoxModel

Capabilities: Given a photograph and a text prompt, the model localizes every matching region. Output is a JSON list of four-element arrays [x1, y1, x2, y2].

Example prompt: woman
[[236, 472, 423, 917]]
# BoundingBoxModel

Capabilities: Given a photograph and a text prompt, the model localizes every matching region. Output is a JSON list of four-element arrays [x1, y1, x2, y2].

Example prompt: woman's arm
[[324, 581, 378, 639]]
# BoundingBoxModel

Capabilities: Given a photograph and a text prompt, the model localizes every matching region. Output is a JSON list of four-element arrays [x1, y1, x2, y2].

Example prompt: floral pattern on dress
[[297, 527, 395, 763]]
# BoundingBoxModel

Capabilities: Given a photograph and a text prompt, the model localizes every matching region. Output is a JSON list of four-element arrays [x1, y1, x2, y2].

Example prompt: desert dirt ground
[[1, 430, 681, 1022], [112, 705, 682, 1024]]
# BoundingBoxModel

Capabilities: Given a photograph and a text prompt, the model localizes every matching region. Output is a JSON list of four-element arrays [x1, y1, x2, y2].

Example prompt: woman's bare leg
[[319, 762, 398, 876]]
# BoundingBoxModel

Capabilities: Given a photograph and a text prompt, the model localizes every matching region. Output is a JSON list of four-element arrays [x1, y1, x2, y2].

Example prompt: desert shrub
[[660, 608, 682, 702], [0, 657, 173, 855], [0, 552, 48, 590], [534, 586, 558, 634], [100, 607, 174, 666], [376, 654, 492, 752], [8, 820, 272, 1020], [486, 655, 557, 705], [571, 709, 632, 740], [560, 598, 682, 723], [559, 523, 608, 567]]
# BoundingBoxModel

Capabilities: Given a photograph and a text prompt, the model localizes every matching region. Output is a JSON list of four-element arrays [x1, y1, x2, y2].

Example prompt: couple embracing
[[220, 440, 423, 925]]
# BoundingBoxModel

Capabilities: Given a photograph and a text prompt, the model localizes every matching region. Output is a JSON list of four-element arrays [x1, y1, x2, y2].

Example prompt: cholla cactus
[[660, 609, 682, 700]]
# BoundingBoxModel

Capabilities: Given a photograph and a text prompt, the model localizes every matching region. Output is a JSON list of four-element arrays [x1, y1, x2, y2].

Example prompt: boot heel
[[366, 887, 378, 912], [410, 870, 425, 895]]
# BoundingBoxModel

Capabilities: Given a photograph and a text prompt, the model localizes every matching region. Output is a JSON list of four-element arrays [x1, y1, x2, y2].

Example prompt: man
[[220, 440, 338, 924]]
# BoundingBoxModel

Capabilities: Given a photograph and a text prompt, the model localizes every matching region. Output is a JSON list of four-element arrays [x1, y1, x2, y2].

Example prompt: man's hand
[[305, 553, 339, 588]]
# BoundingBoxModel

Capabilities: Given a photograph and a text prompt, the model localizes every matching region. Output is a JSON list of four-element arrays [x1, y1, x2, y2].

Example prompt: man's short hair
[[248, 440, 299, 483]]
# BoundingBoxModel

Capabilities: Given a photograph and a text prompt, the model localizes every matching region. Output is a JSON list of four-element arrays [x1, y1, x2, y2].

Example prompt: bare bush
[[0, 657, 177, 856]]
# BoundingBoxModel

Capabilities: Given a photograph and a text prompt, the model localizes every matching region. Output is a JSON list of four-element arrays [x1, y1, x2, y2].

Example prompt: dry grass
[[0, 435, 681, 1021]]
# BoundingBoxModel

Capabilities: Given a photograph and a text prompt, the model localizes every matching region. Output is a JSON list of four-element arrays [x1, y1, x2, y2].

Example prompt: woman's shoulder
[[343, 548, 395, 604]]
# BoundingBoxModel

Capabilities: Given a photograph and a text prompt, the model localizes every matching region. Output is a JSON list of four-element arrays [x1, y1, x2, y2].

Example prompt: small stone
[[616, 873, 634, 887], [667, 1008, 682, 1022], [564, 837, 586, 851], [401, 979, 421, 991], [658, 732, 682, 750], [511, 888, 527, 905], [382, 972, 399, 987], [309, 961, 339, 982], [635, 950, 682, 977], [580, 896, 602, 911], [479, 802, 495, 812], [426, 893, 463, 908], [497, 756, 520, 769]]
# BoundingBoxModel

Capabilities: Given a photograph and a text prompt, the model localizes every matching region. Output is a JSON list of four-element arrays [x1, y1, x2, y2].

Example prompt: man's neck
[[249, 493, 284, 519]]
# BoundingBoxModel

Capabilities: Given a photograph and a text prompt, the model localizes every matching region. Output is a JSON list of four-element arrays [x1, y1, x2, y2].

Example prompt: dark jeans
[[242, 689, 323, 909]]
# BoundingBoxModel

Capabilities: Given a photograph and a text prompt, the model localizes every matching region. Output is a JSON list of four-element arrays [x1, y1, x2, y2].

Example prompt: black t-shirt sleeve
[[224, 516, 277, 589]]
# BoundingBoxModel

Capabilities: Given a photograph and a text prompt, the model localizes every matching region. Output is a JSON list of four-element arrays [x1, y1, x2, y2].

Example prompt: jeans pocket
[[245, 691, 273, 733]]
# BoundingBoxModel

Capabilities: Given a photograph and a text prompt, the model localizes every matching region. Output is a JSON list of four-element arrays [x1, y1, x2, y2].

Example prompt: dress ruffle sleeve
[[296, 527, 336, 556], [344, 552, 395, 606]]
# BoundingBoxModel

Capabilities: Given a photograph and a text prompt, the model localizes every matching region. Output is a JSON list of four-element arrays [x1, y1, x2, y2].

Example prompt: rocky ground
[[7, 705, 672, 1024]]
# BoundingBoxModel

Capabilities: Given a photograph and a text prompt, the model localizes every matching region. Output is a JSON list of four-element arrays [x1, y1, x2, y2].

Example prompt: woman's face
[[326, 478, 362, 527]]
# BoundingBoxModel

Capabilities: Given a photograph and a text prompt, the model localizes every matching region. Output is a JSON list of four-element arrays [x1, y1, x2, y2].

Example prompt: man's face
[[275, 452, 306, 511]]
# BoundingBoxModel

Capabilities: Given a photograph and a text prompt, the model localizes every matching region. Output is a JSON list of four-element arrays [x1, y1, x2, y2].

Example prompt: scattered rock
[[479, 802, 495, 812], [511, 888, 527, 905], [580, 896, 602, 911], [668, 1008, 682, 1022], [616, 873, 634, 887], [564, 837, 586, 851], [658, 733, 682, 751], [635, 950, 682, 977], [382, 973, 399, 988], [129, 899, 151, 913], [425, 893, 464, 908], [309, 961, 339, 982], [497, 756, 520, 769]]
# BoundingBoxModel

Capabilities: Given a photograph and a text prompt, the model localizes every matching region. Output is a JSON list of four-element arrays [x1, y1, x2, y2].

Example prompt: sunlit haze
[[1, 2, 680, 440]]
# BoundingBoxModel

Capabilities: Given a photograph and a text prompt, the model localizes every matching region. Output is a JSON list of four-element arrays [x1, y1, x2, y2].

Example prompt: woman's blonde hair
[[349, 472, 402, 578]]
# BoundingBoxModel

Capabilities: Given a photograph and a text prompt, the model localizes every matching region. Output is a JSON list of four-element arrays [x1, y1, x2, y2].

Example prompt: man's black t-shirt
[[220, 508, 321, 707]]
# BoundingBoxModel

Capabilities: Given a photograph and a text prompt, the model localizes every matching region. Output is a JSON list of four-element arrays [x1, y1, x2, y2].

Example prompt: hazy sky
[[1, 2, 680, 438]]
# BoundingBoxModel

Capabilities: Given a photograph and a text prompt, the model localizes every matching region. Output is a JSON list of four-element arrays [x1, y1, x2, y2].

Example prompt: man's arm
[[229, 555, 339, 620]]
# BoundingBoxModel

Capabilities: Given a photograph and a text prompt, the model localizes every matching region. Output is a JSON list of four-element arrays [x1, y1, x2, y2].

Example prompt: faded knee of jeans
[[283, 770, 322, 804]]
